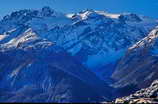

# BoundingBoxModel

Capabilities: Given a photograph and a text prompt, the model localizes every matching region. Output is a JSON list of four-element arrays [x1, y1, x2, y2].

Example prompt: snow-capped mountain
[[0, 28, 112, 102], [0, 7, 158, 102], [112, 26, 158, 93], [0, 7, 157, 80]]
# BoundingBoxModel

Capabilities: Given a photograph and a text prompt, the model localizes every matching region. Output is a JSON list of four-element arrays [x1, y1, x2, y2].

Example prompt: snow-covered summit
[[2, 6, 61, 20], [69, 9, 120, 20], [0, 7, 71, 34]]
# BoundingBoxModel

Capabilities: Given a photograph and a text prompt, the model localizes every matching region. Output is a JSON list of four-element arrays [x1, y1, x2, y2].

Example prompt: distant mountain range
[[0, 7, 158, 102]]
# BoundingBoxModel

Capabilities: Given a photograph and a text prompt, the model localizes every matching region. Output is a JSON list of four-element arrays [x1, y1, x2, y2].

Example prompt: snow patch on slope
[[0, 35, 8, 41], [95, 11, 120, 19]]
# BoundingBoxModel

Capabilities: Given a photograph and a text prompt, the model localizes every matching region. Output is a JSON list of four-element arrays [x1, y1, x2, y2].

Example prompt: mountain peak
[[119, 13, 142, 22], [41, 6, 55, 17], [79, 9, 95, 14], [1, 7, 57, 23]]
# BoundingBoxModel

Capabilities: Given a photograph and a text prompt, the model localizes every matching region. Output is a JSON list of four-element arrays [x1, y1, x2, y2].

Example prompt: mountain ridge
[[0, 7, 158, 102]]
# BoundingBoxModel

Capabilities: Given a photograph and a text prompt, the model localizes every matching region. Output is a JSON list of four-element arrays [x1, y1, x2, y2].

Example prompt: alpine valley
[[0, 7, 158, 103]]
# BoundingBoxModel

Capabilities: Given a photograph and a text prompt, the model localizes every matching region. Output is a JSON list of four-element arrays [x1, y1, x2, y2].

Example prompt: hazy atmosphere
[[0, 0, 158, 18]]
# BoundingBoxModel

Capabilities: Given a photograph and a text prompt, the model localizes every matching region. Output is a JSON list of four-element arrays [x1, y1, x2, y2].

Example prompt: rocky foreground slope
[[115, 80, 158, 103]]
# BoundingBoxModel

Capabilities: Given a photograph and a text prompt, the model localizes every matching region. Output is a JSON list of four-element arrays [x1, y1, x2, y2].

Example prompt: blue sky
[[0, 0, 157, 19]]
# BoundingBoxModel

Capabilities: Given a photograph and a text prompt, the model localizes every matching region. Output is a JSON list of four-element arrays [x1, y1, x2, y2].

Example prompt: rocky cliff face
[[111, 27, 158, 97]]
